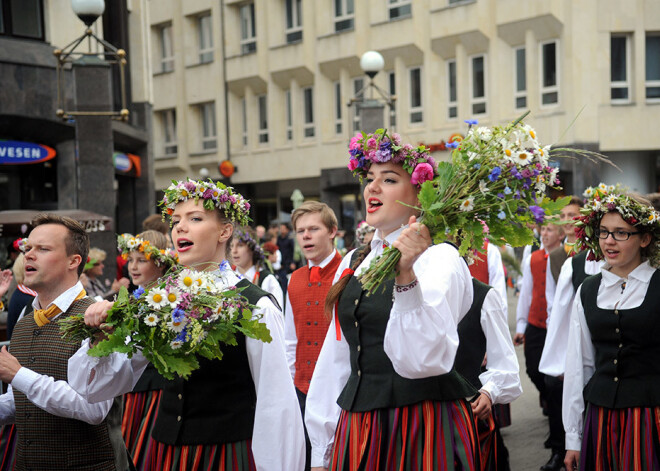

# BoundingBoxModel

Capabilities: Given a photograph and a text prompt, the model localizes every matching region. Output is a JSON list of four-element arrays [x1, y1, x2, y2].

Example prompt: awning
[[0, 209, 113, 237]]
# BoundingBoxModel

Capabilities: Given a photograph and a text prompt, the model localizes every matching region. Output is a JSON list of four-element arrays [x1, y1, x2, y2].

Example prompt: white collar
[[308, 249, 338, 269], [32, 281, 85, 313], [601, 259, 656, 286]]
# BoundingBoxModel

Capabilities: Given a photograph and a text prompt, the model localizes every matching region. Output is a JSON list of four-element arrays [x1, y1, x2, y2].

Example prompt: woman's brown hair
[[324, 245, 371, 318]]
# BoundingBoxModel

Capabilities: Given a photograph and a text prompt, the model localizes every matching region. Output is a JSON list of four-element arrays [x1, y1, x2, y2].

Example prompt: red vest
[[289, 251, 342, 394], [469, 241, 489, 284], [528, 249, 548, 329]]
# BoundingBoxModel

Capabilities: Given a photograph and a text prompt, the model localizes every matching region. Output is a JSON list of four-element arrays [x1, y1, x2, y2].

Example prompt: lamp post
[[348, 51, 396, 133]]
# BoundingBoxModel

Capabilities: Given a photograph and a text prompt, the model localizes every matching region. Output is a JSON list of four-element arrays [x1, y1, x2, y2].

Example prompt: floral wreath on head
[[13, 238, 28, 253], [160, 179, 251, 227], [117, 234, 179, 268], [233, 228, 265, 266], [355, 220, 375, 245], [574, 183, 660, 267], [347, 129, 439, 186]]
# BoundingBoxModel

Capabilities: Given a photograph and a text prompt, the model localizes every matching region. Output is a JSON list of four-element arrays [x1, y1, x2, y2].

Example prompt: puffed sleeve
[[515, 254, 532, 334], [384, 243, 473, 379], [478, 289, 522, 404], [246, 296, 305, 471], [562, 288, 595, 451], [305, 252, 353, 469], [486, 244, 509, 315]]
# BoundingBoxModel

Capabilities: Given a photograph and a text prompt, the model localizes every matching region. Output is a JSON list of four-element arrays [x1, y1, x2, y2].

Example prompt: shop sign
[[113, 152, 142, 177], [0, 140, 56, 164]]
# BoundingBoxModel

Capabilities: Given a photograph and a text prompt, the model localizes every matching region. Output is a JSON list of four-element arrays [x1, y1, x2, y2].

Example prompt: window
[[303, 87, 315, 138], [540, 40, 559, 105], [198, 14, 213, 63], [645, 34, 660, 101], [470, 55, 486, 115], [334, 0, 354, 33], [409, 67, 423, 123], [285, 0, 302, 43], [159, 24, 174, 73], [447, 60, 457, 119], [257, 95, 268, 144], [388, 71, 397, 128], [353, 77, 364, 132], [199, 102, 217, 150], [241, 97, 248, 147], [285, 90, 293, 141], [0, 0, 44, 39], [514, 47, 527, 109], [611, 35, 630, 102], [334, 82, 342, 134], [160, 109, 177, 156], [389, 0, 411, 20], [240, 3, 256, 54]]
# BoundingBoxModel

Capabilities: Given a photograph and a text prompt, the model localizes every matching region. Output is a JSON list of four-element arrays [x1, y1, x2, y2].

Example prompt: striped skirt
[[329, 399, 480, 471], [580, 403, 660, 471], [0, 424, 16, 471], [122, 390, 162, 469], [145, 438, 255, 471]]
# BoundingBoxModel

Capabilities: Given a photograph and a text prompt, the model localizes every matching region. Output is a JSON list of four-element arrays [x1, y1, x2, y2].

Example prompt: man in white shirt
[[0, 214, 125, 470]]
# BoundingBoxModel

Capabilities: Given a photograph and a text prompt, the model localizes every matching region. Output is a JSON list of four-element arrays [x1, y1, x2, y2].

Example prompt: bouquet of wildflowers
[[358, 113, 572, 295], [60, 266, 272, 379]]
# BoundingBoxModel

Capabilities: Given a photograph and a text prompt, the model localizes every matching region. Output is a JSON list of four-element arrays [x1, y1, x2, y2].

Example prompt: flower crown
[[117, 234, 179, 268], [574, 183, 660, 266], [14, 238, 28, 253], [233, 228, 265, 265], [160, 179, 251, 227], [347, 129, 438, 186]]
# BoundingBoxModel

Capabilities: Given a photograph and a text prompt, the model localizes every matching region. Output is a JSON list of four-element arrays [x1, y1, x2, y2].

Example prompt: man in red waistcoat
[[514, 220, 563, 471], [284, 201, 341, 471], [0, 214, 127, 470]]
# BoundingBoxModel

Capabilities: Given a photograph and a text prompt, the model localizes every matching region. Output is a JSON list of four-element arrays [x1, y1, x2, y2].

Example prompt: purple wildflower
[[488, 167, 502, 182], [530, 205, 545, 223]]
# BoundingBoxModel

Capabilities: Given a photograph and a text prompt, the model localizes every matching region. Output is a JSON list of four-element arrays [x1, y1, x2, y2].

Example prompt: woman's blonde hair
[[12, 253, 25, 284]]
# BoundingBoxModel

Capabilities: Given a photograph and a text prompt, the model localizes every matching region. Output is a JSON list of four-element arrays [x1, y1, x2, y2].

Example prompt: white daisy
[[479, 180, 489, 194], [144, 313, 159, 326], [165, 288, 182, 308], [605, 194, 617, 204], [460, 197, 475, 212], [170, 340, 183, 349], [178, 269, 200, 293], [475, 126, 492, 142], [167, 319, 186, 333], [583, 187, 594, 198], [127, 237, 140, 249], [598, 183, 608, 192], [512, 150, 532, 166], [146, 288, 168, 310]]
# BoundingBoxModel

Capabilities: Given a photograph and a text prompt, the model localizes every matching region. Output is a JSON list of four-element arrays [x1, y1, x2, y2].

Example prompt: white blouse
[[563, 261, 656, 452], [242, 265, 284, 313], [304, 227, 474, 468], [477, 289, 523, 405], [67, 267, 305, 471], [539, 253, 602, 377]]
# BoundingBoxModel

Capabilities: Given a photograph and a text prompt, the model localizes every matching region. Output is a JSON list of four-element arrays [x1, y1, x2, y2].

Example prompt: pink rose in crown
[[349, 135, 361, 151], [410, 162, 434, 185], [347, 158, 359, 171]]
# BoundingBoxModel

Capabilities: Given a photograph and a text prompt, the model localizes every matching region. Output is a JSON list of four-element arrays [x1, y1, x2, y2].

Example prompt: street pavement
[[502, 287, 555, 471]]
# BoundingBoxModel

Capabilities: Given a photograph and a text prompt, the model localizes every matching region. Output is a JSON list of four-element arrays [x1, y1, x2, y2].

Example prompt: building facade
[[147, 0, 660, 229]]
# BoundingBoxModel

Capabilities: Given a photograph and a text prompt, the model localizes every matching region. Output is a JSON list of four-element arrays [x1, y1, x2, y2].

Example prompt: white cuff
[[311, 445, 332, 468], [392, 280, 424, 312], [565, 431, 582, 451], [11, 367, 39, 394]]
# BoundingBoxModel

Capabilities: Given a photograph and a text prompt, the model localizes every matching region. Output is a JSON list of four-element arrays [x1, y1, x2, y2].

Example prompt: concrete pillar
[[56, 140, 77, 210], [358, 100, 385, 133], [72, 56, 117, 281]]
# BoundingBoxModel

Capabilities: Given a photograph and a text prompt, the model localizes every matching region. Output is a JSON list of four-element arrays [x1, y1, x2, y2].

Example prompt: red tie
[[310, 266, 321, 283]]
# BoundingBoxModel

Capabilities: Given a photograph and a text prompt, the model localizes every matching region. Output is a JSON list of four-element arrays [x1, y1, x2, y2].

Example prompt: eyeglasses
[[594, 228, 641, 241]]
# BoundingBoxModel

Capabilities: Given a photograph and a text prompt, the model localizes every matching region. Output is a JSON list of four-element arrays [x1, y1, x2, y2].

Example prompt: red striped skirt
[[0, 424, 16, 471], [329, 399, 480, 471], [145, 438, 255, 471], [122, 390, 162, 469], [580, 403, 660, 471]]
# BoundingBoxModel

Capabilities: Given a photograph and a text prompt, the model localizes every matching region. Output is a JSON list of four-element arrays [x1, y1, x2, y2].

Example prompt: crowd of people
[[0, 130, 656, 471]]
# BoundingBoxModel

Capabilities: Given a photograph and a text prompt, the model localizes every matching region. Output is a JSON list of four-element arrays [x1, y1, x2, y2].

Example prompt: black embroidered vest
[[152, 279, 273, 445], [336, 272, 476, 412], [454, 279, 491, 390], [581, 271, 660, 408]]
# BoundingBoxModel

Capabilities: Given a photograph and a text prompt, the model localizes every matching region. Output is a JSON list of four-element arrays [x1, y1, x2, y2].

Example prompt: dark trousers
[[296, 387, 311, 471], [544, 375, 565, 453], [523, 324, 547, 404]]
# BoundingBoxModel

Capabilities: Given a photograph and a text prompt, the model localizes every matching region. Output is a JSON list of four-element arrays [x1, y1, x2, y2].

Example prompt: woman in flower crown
[[306, 130, 480, 470], [116, 230, 178, 470], [563, 187, 660, 471], [68, 179, 305, 471], [231, 226, 284, 310]]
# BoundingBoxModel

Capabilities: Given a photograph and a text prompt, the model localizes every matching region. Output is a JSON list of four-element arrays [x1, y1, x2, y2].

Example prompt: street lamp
[[54, 0, 129, 121], [348, 51, 396, 133]]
